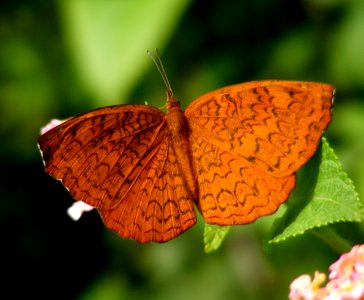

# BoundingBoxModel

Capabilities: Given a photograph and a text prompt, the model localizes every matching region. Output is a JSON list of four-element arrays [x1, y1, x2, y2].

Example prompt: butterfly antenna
[[147, 48, 173, 97]]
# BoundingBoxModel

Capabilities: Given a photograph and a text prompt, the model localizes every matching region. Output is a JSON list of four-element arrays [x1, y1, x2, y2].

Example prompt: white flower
[[67, 201, 95, 221]]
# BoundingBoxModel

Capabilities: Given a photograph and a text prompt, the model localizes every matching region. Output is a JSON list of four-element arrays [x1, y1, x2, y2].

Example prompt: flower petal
[[40, 119, 65, 135], [67, 201, 94, 221]]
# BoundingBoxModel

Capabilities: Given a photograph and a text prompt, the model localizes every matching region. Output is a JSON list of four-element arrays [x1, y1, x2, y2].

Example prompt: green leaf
[[268, 137, 364, 244], [204, 224, 230, 254], [59, 0, 191, 105]]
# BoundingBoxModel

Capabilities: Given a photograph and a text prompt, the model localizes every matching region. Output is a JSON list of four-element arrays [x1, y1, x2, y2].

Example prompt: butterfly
[[38, 51, 334, 243]]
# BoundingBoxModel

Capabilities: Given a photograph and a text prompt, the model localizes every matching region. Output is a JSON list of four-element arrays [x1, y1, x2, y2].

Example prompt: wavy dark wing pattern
[[38, 105, 196, 243], [190, 135, 296, 225], [185, 80, 334, 224], [185, 80, 334, 176]]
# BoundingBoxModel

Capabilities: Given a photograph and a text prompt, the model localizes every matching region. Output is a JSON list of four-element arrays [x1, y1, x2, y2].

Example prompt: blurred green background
[[2, 0, 364, 299]]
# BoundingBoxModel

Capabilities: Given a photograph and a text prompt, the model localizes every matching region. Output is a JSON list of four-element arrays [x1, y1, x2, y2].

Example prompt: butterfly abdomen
[[166, 104, 199, 202]]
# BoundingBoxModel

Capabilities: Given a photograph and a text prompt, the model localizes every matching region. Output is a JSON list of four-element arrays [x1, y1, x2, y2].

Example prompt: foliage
[[268, 138, 364, 246], [204, 224, 231, 253], [204, 138, 364, 252]]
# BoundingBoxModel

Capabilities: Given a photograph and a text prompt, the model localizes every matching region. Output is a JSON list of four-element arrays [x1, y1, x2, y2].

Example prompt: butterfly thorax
[[166, 93, 199, 202]]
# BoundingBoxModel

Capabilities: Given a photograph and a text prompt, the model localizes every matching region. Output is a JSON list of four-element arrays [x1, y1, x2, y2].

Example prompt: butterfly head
[[166, 89, 181, 111]]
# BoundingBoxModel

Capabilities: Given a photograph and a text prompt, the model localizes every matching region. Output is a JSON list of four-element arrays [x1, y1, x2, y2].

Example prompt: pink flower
[[40, 118, 65, 134], [289, 245, 364, 300], [289, 272, 327, 300], [326, 245, 364, 299]]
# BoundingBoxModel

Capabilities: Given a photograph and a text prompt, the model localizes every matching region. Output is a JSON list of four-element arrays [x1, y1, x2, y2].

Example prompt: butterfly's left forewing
[[39, 105, 196, 242]]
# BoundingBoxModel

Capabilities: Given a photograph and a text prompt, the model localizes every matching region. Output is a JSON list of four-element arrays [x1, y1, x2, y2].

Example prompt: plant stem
[[312, 227, 352, 253]]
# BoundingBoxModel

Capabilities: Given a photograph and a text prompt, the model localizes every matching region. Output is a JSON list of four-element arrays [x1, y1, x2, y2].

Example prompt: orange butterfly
[[38, 51, 334, 243]]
